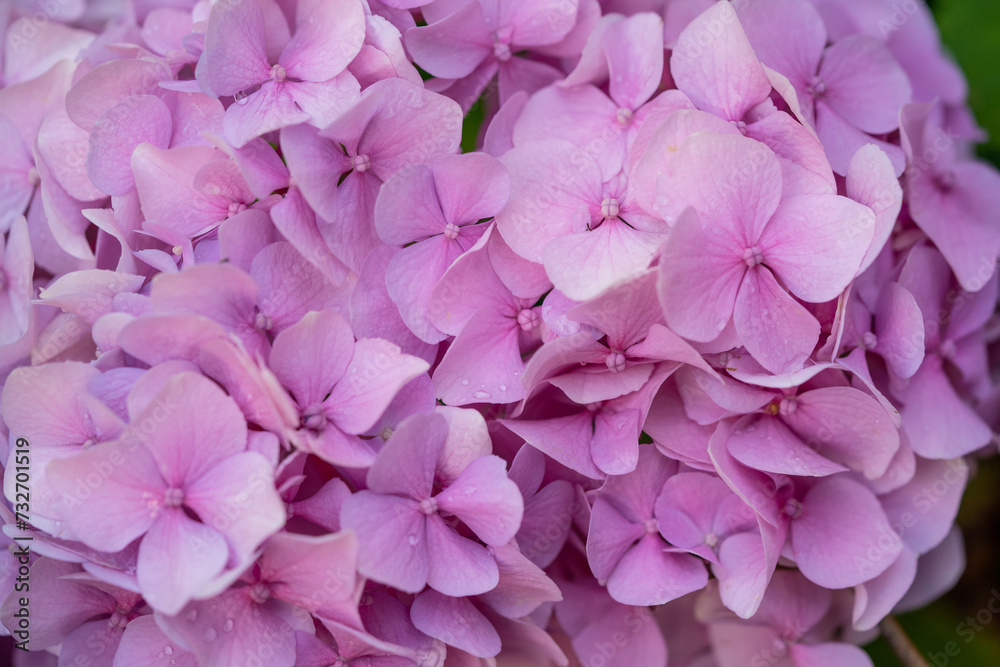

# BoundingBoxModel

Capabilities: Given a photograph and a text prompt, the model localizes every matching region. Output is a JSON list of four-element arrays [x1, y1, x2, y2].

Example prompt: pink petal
[[279, 0, 365, 80], [270, 309, 354, 408], [500, 414, 604, 480], [184, 452, 285, 562], [87, 95, 172, 196], [607, 533, 707, 605], [260, 531, 359, 619], [325, 338, 430, 434], [783, 386, 900, 480], [201, 0, 271, 96], [366, 412, 448, 499], [895, 355, 992, 458], [410, 591, 501, 658], [114, 615, 198, 667], [792, 476, 902, 589], [759, 193, 876, 303], [425, 513, 500, 597], [733, 267, 821, 374], [46, 441, 164, 552], [542, 221, 663, 302], [670, 0, 772, 121], [436, 455, 524, 546], [341, 492, 427, 593], [819, 35, 911, 135], [432, 310, 524, 406], [222, 81, 311, 148], [728, 416, 849, 477], [137, 510, 229, 615]]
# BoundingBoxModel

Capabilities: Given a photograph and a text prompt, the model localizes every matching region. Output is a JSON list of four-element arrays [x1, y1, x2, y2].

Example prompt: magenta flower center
[[163, 487, 185, 508], [419, 497, 439, 515], [228, 202, 247, 218], [443, 222, 461, 240], [704, 532, 719, 548], [862, 331, 878, 350], [254, 311, 273, 331], [939, 338, 956, 359], [269, 64, 287, 82], [517, 308, 539, 332], [742, 245, 764, 268], [935, 171, 956, 192], [302, 404, 327, 431], [778, 398, 797, 416], [643, 518, 658, 534], [27, 167, 40, 185], [605, 351, 626, 373], [250, 581, 271, 604], [108, 612, 129, 630], [601, 198, 620, 219], [782, 498, 803, 519], [493, 39, 512, 62], [807, 75, 827, 98], [615, 107, 634, 126], [353, 154, 371, 173]]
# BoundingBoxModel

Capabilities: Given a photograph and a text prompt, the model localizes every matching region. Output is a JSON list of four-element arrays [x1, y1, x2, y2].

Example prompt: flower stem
[[879, 615, 929, 667]]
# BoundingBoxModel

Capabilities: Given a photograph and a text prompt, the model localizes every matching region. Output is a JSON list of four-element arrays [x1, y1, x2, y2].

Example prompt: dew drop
[[185, 610, 198, 622], [222, 619, 234, 632], [407, 534, 419, 545], [461, 379, 470, 386], [203, 628, 217, 643], [473, 390, 491, 400], [164, 646, 173, 656], [498, 384, 507, 392]]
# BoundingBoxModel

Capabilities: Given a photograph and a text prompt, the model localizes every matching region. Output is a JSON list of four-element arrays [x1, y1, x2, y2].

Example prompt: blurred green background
[[862, 5, 1000, 665]]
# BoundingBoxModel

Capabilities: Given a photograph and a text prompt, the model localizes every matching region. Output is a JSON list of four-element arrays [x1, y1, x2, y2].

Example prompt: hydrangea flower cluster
[[0, 0, 997, 665]]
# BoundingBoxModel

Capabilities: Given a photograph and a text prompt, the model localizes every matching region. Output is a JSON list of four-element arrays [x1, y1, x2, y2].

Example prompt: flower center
[[734, 120, 747, 135], [807, 76, 827, 98], [254, 311, 273, 331], [517, 308, 539, 332], [644, 518, 659, 534], [250, 582, 271, 605], [778, 398, 797, 416], [935, 171, 956, 192], [27, 167, 40, 185], [269, 64, 287, 82], [228, 202, 247, 218], [163, 487, 184, 508], [600, 198, 620, 219], [353, 154, 371, 173], [862, 331, 878, 350], [704, 532, 719, 548], [939, 339, 956, 359], [443, 222, 461, 240], [302, 404, 327, 431], [419, 497, 438, 515], [605, 351, 626, 373], [493, 39, 511, 62], [742, 245, 764, 268], [108, 612, 129, 630], [782, 498, 803, 519], [615, 107, 634, 126]]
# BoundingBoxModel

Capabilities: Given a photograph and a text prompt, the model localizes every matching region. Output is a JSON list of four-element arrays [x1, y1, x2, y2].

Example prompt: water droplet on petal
[[186, 610, 198, 622], [407, 534, 419, 545], [473, 390, 491, 400], [164, 646, 173, 656], [461, 379, 470, 386], [498, 384, 506, 392], [203, 628, 217, 643], [223, 619, 234, 632]]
